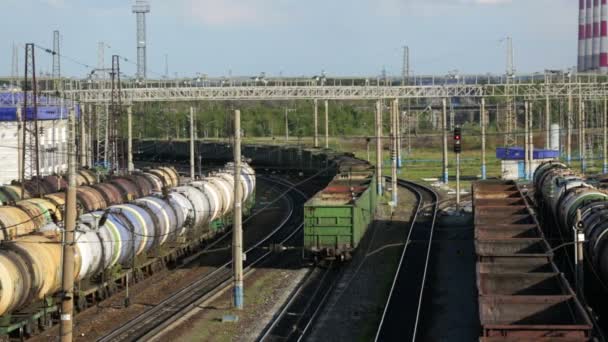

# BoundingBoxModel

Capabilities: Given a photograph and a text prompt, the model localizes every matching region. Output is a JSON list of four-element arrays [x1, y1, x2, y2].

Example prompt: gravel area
[[306, 187, 418, 342], [155, 257, 309, 342]]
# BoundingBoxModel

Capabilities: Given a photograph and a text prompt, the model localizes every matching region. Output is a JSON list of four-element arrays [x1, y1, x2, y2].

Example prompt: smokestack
[[594, 0, 601, 69], [580, 0, 587, 71], [587, 0, 594, 70], [602, 0, 608, 73]]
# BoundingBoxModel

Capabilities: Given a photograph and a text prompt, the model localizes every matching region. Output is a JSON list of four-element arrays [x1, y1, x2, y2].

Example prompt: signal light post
[[454, 127, 462, 208]]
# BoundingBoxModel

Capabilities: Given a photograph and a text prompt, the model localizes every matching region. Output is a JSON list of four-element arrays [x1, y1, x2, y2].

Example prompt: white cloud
[[182, 0, 286, 27], [42, 0, 67, 8]]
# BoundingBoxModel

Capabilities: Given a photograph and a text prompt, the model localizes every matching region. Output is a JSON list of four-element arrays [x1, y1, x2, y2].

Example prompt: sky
[[2, 0, 575, 78]]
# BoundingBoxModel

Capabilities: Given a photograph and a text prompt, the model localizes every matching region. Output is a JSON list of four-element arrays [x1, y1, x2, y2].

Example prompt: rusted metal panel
[[479, 296, 592, 340], [475, 224, 540, 240], [475, 214, 534, 226], [477, 261, 555, 274], [478, 273, 570, 296], [473, 180, 593, 341]]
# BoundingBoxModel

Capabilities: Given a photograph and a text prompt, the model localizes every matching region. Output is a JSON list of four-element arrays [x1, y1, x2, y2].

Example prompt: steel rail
[[374, 179, 439, 342], [97, 177, 307, 342]]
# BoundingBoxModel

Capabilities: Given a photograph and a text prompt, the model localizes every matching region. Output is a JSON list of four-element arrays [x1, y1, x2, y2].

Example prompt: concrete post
[[529, 103, 534, 180], [80, 104, 87, 167], [574, 209, 585, 299], [524, 101, 530, 180], [60, 107, 77, 342], [17, 106, 22, 183], [481, 97, 487, 179], [313, 99, 319, 148], [376, 100, 383, 195], [580, 98, 586, 172], [604, 97, 607, 173], [397, 108, 402, 168], [127, 106, 134, 173], [284, 107, 289, 143], [391, 99, 398, 206], [233, 109, 243, 309], [190, 107, 195, 180], [324, 100, 329, 149], [442, 98, 449, 184], [545, 95, 550, 149], [568, 89, 573, 163]]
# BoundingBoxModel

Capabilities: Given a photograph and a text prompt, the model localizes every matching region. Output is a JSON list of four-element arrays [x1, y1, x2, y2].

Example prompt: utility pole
[[396, 110, 402, 168], [127, 106, 134, 173], [545, 95, 550, 149], [481, 97, 487, 179], [524, 101, 530, 180], [313, 99, 319, 148], [568, 83, 573, 163], [232, 109, 244, 309], [574, 210, 585, 299], [529, 102, 534, 180], [604, 97, 607, 174], [190, 107, 195, 180], [88, 104, 94, 167], [580, 97, 586, 173], [324, 100, 329, 149], [132, 0, 150, 80], [11, 43, 18, 94], [391, 99, 398, 206], [60, 106, 77, 342], [454, 127, 462, 207], [442, 98, 449, 184], [376, 100, 383, 195], [164, 54, 169, 79], [80, 106, 87, 167], [402, 46, 410, 86], [52, 30, 60, 89]]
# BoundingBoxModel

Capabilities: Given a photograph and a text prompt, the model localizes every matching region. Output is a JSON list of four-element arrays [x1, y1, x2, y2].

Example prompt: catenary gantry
[[22, 83, 608, 104]]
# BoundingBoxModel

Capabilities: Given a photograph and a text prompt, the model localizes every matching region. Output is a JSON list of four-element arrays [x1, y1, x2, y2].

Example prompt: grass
[[193, 136, 604, 187]]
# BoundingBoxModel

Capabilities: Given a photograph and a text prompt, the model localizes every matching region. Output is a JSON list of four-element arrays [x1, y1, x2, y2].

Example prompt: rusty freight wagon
[[473, 180, 593, 341], [303, 159, 376, 260]]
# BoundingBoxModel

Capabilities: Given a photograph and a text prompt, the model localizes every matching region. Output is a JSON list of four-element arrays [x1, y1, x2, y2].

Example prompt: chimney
[[593, 0, 601, 69], [601, 0, 608, 72], [587, 0, 594, 70], [580, 0, 587, 71]]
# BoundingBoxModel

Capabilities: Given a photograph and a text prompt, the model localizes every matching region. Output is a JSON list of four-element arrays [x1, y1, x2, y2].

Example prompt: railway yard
[[0, 138, 605, 341], [3, 2, 608, 339]]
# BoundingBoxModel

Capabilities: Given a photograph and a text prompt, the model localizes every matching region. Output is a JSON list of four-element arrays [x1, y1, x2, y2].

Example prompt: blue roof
[[496, 147, 560, 160], [0, 92, 79, 121]]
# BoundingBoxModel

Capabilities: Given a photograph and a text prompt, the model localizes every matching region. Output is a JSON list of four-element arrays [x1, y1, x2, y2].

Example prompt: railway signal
[[453, 127, 462, 154], [454, 127, 461, 209]]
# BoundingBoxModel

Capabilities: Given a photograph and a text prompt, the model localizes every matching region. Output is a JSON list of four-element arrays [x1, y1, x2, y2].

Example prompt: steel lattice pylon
[[504, 81, 517, 147], [21, 43, 41, 197]]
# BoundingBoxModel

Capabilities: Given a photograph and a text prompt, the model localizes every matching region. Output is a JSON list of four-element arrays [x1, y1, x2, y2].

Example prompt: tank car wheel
[[107, 281, 118, 296], [76, 295, 88, 312]]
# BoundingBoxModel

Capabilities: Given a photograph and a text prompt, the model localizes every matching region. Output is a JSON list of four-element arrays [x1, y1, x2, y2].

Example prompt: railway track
[[256, 261, 339, 342], [97, 176, 309, 342], [374, 179, 439, 342], [258, 179, 436, 342]]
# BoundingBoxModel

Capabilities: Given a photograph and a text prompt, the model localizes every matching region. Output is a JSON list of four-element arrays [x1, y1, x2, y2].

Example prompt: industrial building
[[0, 91, 78, 184]]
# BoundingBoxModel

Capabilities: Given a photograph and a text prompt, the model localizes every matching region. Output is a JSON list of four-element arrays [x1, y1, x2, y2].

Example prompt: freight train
[[134, 140, 378, 261], [303, 155, 377, 260], [0, 161, 256, 338], [0, 167, 180, 240], [534, 161, 608, 282]]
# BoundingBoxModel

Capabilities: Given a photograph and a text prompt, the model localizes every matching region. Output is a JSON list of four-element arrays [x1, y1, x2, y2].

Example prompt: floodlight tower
[[132, 0, 150, 80]]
